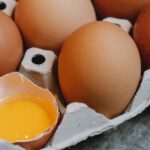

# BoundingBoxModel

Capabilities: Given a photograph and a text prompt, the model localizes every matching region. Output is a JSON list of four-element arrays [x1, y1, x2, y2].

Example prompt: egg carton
[[0, 0, 17, 17], [0, 47, 149, 150], [0, 20, 148, 150], [42, 71, 150, 150]]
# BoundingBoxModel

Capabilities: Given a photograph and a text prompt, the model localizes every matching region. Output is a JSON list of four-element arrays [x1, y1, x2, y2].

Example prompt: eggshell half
[[0, 72, 59, 150]]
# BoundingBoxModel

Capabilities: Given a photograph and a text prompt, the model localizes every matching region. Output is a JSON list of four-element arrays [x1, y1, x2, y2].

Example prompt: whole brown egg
[[133, 4, 150, 71], [58, 21, 141, 118], [92, 0, 150, 22], [0, 12, 23, 76], [15, 0, 96, 53]]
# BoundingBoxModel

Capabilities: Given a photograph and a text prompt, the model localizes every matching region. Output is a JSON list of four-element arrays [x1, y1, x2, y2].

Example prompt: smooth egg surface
[[58, 21, 141, 118], [15, 0, 96, 53], [92, 0, 150, 22], [133, 4, 150, 71], [0, 12, 23, 75]]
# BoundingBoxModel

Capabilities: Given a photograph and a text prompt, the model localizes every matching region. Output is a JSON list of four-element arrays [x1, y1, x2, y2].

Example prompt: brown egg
[[0, 11, 23, 76], [58, 21, 141, 118], [92, 0, 150, 22], [133, 4, 150, 71], [15, 0, 96, 53]]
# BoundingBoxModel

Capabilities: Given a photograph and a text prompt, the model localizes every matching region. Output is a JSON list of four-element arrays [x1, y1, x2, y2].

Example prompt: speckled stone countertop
[[66, 108, 150, 150]]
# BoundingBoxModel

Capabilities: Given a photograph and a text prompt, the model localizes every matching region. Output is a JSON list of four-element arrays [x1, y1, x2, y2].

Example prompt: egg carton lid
[[0, 69, 150, 150]]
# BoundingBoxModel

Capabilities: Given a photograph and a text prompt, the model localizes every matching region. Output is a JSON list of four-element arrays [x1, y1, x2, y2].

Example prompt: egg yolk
[[0, 94, 52, 142]]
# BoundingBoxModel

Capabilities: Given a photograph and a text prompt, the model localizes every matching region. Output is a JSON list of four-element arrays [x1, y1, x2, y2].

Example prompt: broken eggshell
[[0, 72, 60, 150]]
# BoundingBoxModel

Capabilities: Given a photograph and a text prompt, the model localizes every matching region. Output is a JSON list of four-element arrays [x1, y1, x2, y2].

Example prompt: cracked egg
[[0, 72, 59, 150]]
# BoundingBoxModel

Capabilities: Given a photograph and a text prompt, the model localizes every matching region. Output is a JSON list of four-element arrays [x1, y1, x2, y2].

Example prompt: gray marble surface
[[66, 108, 150, 150]]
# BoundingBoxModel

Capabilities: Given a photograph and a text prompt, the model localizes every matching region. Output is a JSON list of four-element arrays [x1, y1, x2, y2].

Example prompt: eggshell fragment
[[0, 72, 59, 150], [0, 11, 23, 76]]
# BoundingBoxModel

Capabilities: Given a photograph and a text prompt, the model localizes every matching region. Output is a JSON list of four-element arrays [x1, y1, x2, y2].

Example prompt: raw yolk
[[0, 94, 52, 142]]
